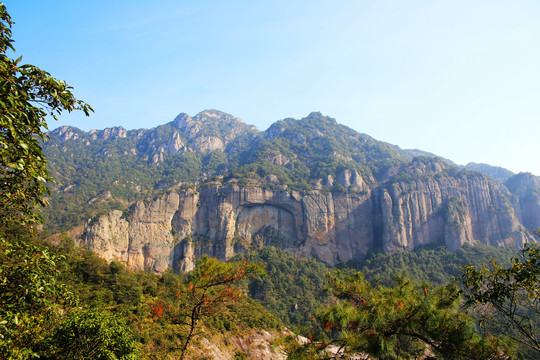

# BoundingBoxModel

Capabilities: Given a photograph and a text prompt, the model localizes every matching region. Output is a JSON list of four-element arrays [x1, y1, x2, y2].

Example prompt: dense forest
[[3, 231, 540, 359]]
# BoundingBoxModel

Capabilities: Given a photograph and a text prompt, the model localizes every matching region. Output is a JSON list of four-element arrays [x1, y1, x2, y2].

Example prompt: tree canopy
[[0, 3, 92, 232], [461, 241, 540, 357], [287, 272, 507, 360]]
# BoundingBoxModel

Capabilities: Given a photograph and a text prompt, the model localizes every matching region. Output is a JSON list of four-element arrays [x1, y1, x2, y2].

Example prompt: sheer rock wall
[[80, 175, 533, 272]]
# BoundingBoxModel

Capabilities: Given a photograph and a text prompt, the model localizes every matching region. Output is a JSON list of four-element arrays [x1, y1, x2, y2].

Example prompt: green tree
[[0, 3, 92, 232], [44, 308, 139, 360], [461, 241, 540, 357], [0, 5, 141, 359], [288, 273, 506, 360], [172, 256, 265, 360], [0, 235, 75, 359]]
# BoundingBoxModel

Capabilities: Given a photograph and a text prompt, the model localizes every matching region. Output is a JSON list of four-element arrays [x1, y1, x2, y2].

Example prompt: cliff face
[[47, 110, 539, 271], [81, 186, 372, 272], [80, 164, 534, 272], [378, 175, 525, 252], [505, 173, 540, 231], [377, 160, 530, 252]]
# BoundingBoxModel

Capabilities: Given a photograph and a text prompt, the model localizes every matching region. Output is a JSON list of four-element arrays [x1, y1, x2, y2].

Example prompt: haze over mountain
[[8, 1, 540, 177], [43, 110, 540, 272]]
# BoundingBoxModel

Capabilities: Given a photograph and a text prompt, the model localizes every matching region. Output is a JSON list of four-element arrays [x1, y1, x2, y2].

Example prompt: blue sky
[[4, 1, 540, 175]]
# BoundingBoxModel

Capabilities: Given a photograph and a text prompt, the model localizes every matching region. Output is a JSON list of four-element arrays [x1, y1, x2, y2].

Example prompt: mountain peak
[[196, 109, 230, 117], [49, 125, 84, 142], [194, 109, 243, 123]]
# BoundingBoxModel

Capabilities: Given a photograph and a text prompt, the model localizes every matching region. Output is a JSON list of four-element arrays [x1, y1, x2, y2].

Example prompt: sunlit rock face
[[80, 169, 533, 272], [47, 110, 537, 272], [505, 172, 540, 231]]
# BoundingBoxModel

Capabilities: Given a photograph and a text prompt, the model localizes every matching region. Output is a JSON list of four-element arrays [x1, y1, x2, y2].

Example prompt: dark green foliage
[[0, 233, 139, 359], [171, 256, 266, 359], [230, 245, 519, 339], [0, 3, 91, 232], [227, 112, 410, 193], [234, 247, 332, 333], [0, 234, 75, 358], [57, 247, 281, 359], [461, 242, 540, 357], [356, 244, 515, 287], [42, 132, 160, 232], [234, 351, 249, 360], [288, 273, 507, 360], [1, 231, 279, 359], [44, 308, 139, 360], [0, 5, 141, 357]]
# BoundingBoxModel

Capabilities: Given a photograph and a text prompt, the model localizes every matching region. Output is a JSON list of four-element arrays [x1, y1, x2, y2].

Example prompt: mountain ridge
[[42, 110, 540, 271], [49, 110, 517, 181]]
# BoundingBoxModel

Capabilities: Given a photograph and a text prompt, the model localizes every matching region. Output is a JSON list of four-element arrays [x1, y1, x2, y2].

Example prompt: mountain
[[505, 172, 540, 230], [464, 162, 515, 182], [42, 110, 539, 271], [42, 110, 259, 231]]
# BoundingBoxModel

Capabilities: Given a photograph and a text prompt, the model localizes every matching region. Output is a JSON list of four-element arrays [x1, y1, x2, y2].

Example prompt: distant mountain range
[[43, 110, 540, 271]]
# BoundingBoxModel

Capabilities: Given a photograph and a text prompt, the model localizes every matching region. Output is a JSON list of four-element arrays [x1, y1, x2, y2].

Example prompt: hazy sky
[[4, 1, 540, 175]]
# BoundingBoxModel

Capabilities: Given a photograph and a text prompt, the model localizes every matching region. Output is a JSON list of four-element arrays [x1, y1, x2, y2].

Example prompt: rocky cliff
[[44, 110, 539, 271], [505, 172, 540, 231], [80, 160, 534, 272]]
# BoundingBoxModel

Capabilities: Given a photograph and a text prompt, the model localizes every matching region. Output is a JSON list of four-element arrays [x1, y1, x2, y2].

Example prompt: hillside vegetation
[[41, 110, 416, 233], [5, 233, 538, 359]]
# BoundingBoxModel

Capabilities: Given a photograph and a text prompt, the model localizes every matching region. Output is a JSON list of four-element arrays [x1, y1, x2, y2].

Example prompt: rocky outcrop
[[137, 110, 258, 162], [377, 160, 530, 251], [53, 126, 81, 141], [189, 330, 286, 360], [505, 173, 540, 231], [378, 176, 526, 251], [82, 192, 181, 272], [50, 110, 537, 272], [192, 136, 224, 152], [80, 185, 373, 271], [80, 165, 534, 272], [337, 169, 368, 191]]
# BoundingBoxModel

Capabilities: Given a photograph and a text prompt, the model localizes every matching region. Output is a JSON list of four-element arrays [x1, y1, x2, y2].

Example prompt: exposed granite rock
[[80, 165, 534, 272], [378, 161, 531, 251], [337, 169, 366, 191], [166, 131, 187, 154], [172, 113, 201, 139], [325, 175, 334, 187], [266, 174, 280, 184], [86, 126, 130, 140], [101, 126, 127, 140], [189, 330, 286, 360], [264, 154, 290, 166], [192, 135, 224, 152], [82, 210, 129, 263], [135, 110, 257, 162], [378, 176, 527, 251], [505, 173, 540, 231], [53, 126, 80, 141], [264, 122, 286, 141], [81, 192, 181, 272]]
